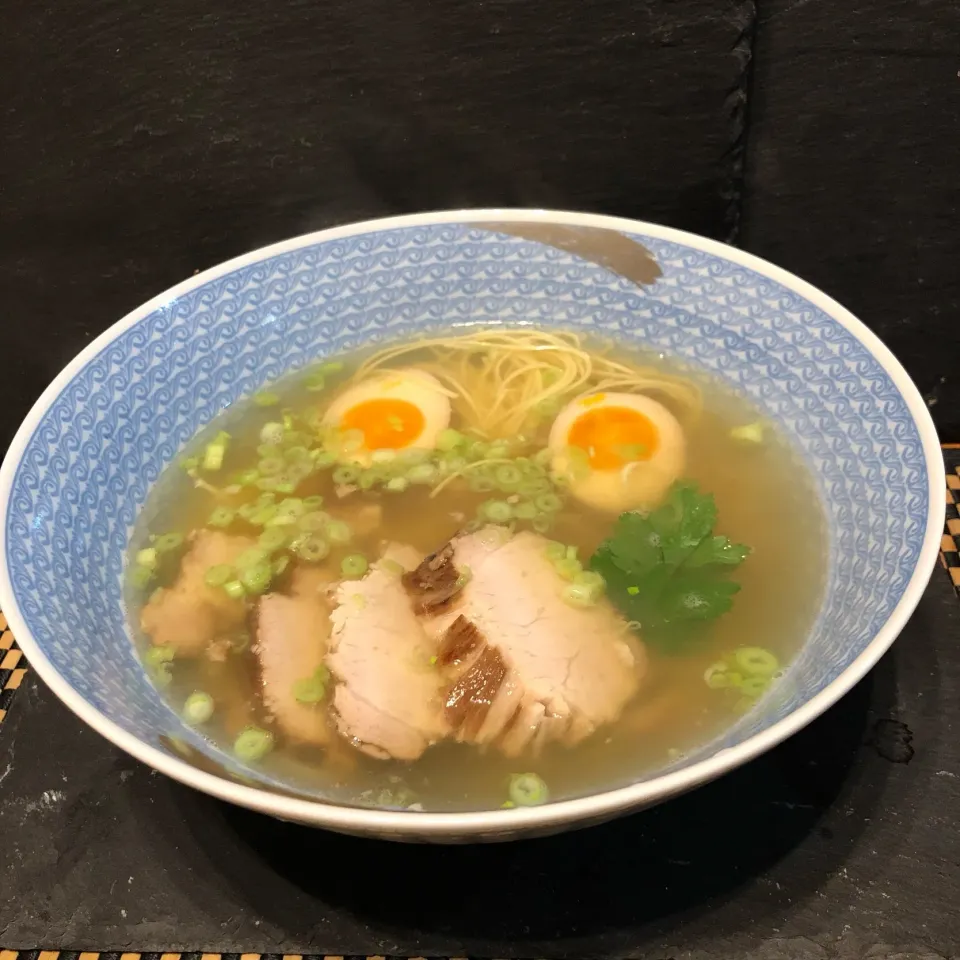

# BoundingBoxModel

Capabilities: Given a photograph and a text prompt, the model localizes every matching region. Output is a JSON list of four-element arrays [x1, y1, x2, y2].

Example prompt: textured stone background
[[1, 0, 959, 955]]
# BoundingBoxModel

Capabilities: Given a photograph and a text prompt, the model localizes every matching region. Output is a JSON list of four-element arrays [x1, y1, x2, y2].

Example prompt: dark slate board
[[1, 569, 958, 957], [740, 0, 960, 440]]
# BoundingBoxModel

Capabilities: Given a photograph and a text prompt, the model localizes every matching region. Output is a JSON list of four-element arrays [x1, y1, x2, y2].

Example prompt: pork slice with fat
[[255, 587, 332, 746], [140, 530, 254, 656], [326, 544, 448, 760], [426, 528, 643, 756]]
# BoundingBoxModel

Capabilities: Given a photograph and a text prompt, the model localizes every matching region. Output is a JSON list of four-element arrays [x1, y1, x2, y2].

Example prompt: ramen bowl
[[0, 210, 942, 841]]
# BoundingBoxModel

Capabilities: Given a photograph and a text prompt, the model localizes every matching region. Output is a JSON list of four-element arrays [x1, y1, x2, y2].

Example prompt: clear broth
[[127, 330, 827, 811]]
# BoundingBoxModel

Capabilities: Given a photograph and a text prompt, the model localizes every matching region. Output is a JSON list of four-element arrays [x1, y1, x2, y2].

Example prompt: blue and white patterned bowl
[[0, 211, 942, 841]]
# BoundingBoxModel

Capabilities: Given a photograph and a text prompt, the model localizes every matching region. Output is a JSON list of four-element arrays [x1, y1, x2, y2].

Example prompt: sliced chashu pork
[[416, 528, 643, 757], [140, 530, 254, 656], [326, 544, 448, 761], [254, 566, 334, 746]]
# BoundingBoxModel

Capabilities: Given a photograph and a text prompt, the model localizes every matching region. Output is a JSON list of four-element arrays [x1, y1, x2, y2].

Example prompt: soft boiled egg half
[[322, 369, 452, 464], [548, 392, 686, 513]]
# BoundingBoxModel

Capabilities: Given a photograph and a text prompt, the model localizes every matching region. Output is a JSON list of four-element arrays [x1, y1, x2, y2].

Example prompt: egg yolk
[[567, 405, 660, 470], [340, 398, 425, 450]]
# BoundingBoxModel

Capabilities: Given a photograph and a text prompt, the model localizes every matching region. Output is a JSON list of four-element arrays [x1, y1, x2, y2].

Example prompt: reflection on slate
[[479, 222, 663, 287], [0, 570, 958, 955]]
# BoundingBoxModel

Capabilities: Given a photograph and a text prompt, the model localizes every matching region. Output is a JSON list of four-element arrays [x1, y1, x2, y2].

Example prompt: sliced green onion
[[249, 503, 279, 526], [508, 772, 549, 807], [305, 372, 326, 392], [470, 476, 496, 493], [494, 464, 523, 489], [260, 422, 285, 445], [408, 462, 438, 484], [292, 664, 331, 704], [333, 464, 360, 485], [325, 520, 352, 545], [730, 422, 765, 444], [233, 726, 274, 762], [258, 456, 285, 477], [207, 506, 237, 529], [386, 476, 409, 493], [563, 582, 599, 607], [482, 500, 513, 523], [285, 446, 312, 464], [204, 564, 233, 587], [704, 662, 732, 689], [532, 516, 552, 533], [298, 510, 330, 532], [183, 691, 214, 724], [554, 557, 582, 581], [733, 647, 780, 678], [202, 431, 230, 471], [154, 533, 184, 553], [437, 428, 465, 452], [340, 553, 369, 579], [514, 501, 537, 520], [320, 359, 344, 375], [224, 579, 246, 600], [535, 493, 563, 513], [543, 541, 566, 562], [627, 585, 640, 595], [292, 534, 330, 563], [232, 468, 261, 487], [180, 455, 200, 473], [129, 565, 154, 589], [145, 644, 175, 668], [740, 676, 770, 698], [258, 527, 290, 551], [272, 555, 290, 577], [253, 390, 281, 407], [136, 547, 158, 569], [240, 561, 273, 596]]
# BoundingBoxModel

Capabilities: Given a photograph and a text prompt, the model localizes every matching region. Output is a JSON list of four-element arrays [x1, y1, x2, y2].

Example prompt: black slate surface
[[740, 0, 960, 439], [4, 0, 960, 955], [1, 568, 958, 957]]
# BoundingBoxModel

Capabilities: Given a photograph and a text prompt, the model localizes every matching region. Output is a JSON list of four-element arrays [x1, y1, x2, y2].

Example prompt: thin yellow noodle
[[350, 329, 701, 438]]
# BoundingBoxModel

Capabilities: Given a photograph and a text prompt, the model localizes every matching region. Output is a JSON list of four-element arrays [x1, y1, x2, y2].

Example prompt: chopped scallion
[[202, 431, 230, 472], [154, 533, 184, 553], [183, 691, 215, 724], [207, 506, 237, 529], [508, 772, 549, 807], [340, 553, 368, 579], [233, 726, 274, 762], [223, 579, 246, 600], [240, 561, 273, 595]]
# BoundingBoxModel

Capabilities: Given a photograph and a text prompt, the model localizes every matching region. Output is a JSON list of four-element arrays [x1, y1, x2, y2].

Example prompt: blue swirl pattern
[[3, 223, 928, 791]]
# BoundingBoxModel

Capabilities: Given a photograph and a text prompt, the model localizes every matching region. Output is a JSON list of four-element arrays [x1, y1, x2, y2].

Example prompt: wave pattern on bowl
[[3, 222, 927, 793]]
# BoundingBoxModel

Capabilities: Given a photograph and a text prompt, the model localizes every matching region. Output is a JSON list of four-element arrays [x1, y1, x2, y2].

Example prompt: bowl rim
[[0, 208, 943, 836]]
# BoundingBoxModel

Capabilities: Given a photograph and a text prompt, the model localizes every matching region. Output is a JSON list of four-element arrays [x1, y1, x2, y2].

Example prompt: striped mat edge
[[0, 953, 467, 960]]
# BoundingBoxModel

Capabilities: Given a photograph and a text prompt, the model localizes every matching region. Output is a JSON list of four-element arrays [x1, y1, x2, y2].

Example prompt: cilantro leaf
[[589, 481, 750, 650]]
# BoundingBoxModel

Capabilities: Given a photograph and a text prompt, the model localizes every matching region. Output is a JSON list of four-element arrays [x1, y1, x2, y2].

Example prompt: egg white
[[548, 392, 686, 513], [322, 369, 452, 464]]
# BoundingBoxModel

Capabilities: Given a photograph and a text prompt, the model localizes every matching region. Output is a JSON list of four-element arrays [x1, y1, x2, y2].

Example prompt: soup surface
[[127, 328, 826, 811]]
